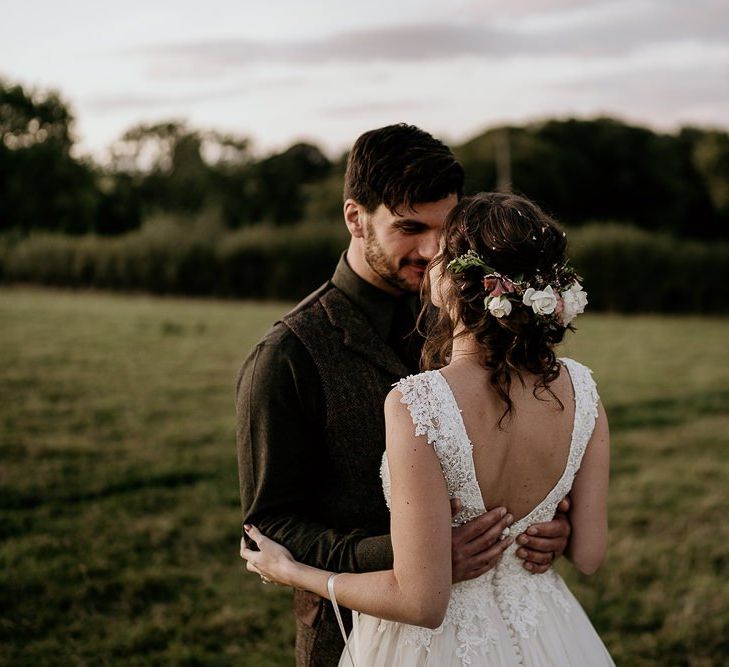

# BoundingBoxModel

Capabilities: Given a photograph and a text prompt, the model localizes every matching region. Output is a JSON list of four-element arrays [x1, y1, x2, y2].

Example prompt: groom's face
[[362, 194, 458, 294]]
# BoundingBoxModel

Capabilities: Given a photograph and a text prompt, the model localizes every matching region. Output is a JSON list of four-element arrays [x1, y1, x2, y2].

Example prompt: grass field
[[1, 287, 728, 666]]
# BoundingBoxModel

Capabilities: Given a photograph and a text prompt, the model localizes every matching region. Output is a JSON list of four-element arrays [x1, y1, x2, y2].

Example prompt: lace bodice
[[379, 357, 600, 664]]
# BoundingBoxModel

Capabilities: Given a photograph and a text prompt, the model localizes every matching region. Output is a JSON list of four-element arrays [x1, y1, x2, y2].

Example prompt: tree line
[[1, 78, 728, 239]]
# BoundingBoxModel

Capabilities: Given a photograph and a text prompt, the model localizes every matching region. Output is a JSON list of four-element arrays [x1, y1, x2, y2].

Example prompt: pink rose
[[483, 275, 515, 298]]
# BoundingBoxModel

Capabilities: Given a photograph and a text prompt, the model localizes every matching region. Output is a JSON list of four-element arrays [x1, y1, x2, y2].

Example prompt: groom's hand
[[516, 496, 572, 574], [450, 499, 514, 583]]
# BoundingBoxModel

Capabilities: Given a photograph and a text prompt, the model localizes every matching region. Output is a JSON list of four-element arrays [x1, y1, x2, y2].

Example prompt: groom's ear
[[344, 199, 366, 239]]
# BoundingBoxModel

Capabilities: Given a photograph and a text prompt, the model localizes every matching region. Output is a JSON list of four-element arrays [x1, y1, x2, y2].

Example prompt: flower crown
[[446, 249, 587, 326]]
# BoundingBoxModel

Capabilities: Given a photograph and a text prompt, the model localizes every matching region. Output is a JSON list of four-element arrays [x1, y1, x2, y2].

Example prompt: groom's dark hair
[[344, 123, 464, 214]]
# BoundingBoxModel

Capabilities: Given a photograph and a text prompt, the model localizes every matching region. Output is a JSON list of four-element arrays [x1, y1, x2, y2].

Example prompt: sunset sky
[[2, 0, 728, 159]]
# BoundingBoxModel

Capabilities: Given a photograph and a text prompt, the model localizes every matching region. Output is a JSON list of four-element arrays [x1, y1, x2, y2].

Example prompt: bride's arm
[[243, 387, 462, 629], [566, 400, 610, 575]]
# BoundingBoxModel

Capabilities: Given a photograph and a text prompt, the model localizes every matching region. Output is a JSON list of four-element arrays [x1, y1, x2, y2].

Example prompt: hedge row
[[1, 223, 727, 313], [568, 224, 729, 313], [0, 222, 349, 301]]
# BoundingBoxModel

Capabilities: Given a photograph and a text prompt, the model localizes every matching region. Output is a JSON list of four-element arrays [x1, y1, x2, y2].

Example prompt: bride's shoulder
[[558, 356, 595, 376], [386, 370, 444, 446], [558, 357, 600, 403], [390, 369, 440, 398]]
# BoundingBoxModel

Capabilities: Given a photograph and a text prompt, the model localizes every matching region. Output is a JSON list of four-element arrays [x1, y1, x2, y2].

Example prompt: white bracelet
[[327, 573, 355, 666]]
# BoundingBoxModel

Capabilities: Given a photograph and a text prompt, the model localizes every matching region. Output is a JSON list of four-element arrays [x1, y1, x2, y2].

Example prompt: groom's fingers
[[460, 518, 510, 559], [517, 547, 553, 565], [456, 512, 513, 559], [461, 537, 513, 580], [516, 534, 561, 554], [525, 517, 571, 540], [453, 507, 508, 545], [556, 496, 571, 514], [507, 514, 570, 573]]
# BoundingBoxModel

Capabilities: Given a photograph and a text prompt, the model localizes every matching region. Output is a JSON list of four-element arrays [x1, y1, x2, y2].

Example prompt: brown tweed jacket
[[236, 255, 422, 666]]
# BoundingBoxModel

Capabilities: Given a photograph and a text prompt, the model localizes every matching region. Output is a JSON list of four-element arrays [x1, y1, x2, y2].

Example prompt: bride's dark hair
[[418, 192, 572, 427]]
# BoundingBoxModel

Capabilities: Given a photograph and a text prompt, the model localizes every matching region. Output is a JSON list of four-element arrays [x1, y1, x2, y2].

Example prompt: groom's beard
[[363, 224, 427, 294]]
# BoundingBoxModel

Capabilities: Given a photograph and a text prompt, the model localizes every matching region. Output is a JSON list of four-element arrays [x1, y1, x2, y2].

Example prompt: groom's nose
[[416, 230, 440, 261]]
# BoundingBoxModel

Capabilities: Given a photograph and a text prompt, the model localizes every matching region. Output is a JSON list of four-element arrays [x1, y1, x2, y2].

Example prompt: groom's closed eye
[[393, 220, 428, 234]]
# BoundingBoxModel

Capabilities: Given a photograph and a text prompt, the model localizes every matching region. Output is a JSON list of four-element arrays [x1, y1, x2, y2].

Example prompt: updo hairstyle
[[419, 192, 572, 426]]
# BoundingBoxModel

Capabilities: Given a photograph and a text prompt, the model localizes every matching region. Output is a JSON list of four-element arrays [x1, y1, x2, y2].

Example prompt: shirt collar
[[331, 250, 419, 341]]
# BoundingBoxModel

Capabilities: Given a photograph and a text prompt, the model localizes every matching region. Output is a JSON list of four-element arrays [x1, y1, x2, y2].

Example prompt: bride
[[241, 192, 614, 666]]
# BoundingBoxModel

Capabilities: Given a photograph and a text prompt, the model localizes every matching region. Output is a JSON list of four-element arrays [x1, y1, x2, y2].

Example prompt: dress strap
[[328, 573, 356, 666], [392, 372, 443, 447], [560, 357, 600, 472], [393, 371, 486, 525]]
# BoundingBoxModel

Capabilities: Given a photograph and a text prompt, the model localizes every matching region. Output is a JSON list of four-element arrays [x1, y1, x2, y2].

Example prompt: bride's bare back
[[439, 360, 576, 522]]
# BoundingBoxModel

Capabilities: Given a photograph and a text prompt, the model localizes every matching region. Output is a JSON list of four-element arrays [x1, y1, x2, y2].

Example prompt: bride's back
[[439, 361, 575, 521]]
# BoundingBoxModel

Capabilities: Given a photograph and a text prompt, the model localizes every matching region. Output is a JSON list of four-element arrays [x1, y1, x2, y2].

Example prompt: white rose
[[560, 292, 579, 325], [522, 284, 558, 315], [485, 295, 512, 318], [560, 281, 588, 325], [571, 281, 588, 312]]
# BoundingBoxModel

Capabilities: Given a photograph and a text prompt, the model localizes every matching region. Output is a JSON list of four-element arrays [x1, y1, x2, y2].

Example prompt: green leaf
[[447, 250, 488, 273]]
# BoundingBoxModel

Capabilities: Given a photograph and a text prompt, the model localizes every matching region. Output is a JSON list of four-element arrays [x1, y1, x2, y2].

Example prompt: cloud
[[454, 0, 627, 22], [555, 58, 729, 105], [84, 91, 240, 112], [135, 24, 512, 69], [541, 1, 729, 56], [547, 51, 729, 128], [83, 77, 302, 112], [320, 99, 439, 118], [130, 1, 729, 78], [461, 0, 615, 12]]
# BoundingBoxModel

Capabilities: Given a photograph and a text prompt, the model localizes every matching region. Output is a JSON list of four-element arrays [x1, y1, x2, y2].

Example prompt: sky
[[1, 0, 728, 160]]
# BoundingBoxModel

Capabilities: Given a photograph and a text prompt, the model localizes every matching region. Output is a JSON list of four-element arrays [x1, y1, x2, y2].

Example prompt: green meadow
[[1, 287, 727, 666]]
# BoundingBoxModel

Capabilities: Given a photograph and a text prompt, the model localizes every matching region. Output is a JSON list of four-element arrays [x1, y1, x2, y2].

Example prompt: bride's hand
[[240, 524, 297, 586]]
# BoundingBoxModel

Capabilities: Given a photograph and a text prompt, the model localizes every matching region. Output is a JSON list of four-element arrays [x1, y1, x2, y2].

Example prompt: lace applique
[[560, 357, 600, 477], [401, 579, 501, 665], [392, 371, 484, 524], [382, 360, 600, 665], [492, 565, 571, 641]]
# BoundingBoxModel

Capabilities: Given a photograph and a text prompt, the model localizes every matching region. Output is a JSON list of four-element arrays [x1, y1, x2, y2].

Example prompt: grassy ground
[[1, 287, 727, 666]]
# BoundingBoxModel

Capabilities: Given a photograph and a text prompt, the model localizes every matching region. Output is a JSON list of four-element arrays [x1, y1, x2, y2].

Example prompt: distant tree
[[109, 121, 257, 227], [456, 118, 725, 239], [94, 170, 143, 235], [0, 79, 99, 234], [202, 131, 254, 228], [683, 128, 729, 236], [109, 121, 207, 214], [4, 82, 726, 239], [245, 142, 332, 225], [302, 153, 348, 224]]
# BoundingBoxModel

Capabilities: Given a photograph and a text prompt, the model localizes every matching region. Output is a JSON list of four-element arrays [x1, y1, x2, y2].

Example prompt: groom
[[236, 124, 571, 666]]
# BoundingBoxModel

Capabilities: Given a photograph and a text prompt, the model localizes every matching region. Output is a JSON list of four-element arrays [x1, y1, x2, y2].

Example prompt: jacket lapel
[[321, 289, 409, 378]]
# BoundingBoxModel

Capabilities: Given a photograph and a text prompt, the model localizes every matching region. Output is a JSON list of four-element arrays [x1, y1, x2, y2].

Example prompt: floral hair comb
[[446, 250, 587, 326]]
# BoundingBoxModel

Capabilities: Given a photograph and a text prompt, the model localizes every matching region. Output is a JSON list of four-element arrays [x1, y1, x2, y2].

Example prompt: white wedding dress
[[337, 358, 615, 666]]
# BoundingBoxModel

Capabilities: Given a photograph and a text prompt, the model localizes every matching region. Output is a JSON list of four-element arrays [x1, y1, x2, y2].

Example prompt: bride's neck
[[448, 322, 482, 366]]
